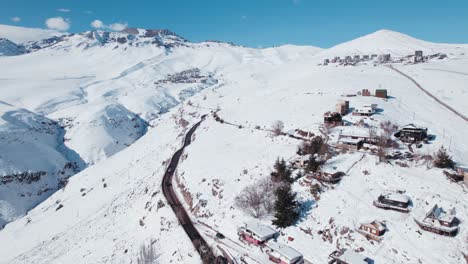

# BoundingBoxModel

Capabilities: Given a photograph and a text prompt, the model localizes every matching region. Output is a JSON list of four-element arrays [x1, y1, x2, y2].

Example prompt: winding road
[[161, 115, 219, 264]]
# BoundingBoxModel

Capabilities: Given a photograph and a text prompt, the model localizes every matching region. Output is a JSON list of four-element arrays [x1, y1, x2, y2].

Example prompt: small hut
[[361, 89, 371, 96], [328, 249, 373, 264], [357, 221, 387, 241], [375, 89, 388, 98], [414, 204, 459, 236], [396, 124, 428, 143], [266, 241, 304, 264], [373, 191, 411, 213], [338, 138, 364, 150], [308, 171, 345, 184], [353, 105, 375, 116]]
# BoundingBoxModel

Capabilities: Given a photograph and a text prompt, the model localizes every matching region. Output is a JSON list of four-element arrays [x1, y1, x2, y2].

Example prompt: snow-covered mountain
[[0, 27, 467, 264], [0, 38, 25, 56], [315, 29, 468, 59]]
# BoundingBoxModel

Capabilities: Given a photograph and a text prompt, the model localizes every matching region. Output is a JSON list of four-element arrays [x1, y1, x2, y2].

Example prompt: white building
[[266, 241, 304, 264]]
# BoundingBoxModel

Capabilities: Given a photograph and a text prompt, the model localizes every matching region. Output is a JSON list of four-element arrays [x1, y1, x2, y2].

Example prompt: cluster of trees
[[236, 158, 301, 228]]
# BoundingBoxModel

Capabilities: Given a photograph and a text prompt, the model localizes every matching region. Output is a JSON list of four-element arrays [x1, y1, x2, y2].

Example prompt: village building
[[361, 89, 371, 96], [396, 123, 428, 143], [266, 242, 304, 264], [353, 105, 375, 116], [362, 55, 370, 60], [308, 171, 345, 184], [375, 89, 387, 98], [331, 56, 341, 63], [339, 133, 379, 145], [335, 100, 350, 115], [414, 204, 460, 236], [338, 137, 364, 150], [290, 155, 310, 169], [371, 54, 378, 59], [324, 111, 343, 126], [414, 50, 424, 63], [324, 59, 330, 65], [373, 191, 411, 213], [287, 129, 314, 140], [378, 54, 391, 63], [353, 55, 360, 61], [328, 249, 373, 264], [238, 222, 279, 246], [357, 221, 387, 241]]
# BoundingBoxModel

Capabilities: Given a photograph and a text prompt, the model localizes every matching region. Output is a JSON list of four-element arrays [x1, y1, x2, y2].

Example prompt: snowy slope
[[0, 24, 64, 44], [0, 27, 467, 264], [0, 101, 82, 227], [0, 27, 321, 227]]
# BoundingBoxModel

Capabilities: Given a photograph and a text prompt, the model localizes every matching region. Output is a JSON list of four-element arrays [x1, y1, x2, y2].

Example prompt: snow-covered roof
[[370, 221, 386, 232], [340, 138, 363, 145], [243, 222, 278, 241], [383, 192, 410, 203], [267, 241, 303, 262], [432, 205, 455, 222], [401, 123, 426, 130], [340, 250, 370, 264], [362, 103, 377, 109]]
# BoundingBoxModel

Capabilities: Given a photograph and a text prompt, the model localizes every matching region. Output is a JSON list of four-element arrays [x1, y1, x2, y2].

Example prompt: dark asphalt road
[[161, 115, 219, 264]]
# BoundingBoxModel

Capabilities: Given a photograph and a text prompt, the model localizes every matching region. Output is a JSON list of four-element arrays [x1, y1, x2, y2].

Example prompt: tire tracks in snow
[[386, 65, 468, 122]]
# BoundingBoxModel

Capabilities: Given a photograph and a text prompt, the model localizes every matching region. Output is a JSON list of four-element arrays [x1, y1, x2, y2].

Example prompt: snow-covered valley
[[0, 26, 467, 264]]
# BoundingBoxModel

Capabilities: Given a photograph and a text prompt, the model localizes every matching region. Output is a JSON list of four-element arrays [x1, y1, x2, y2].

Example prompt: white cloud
[[57, 8, 71, 13], [292, 0, 301, 4], [241, 15, 248, 20], [108, 22, 128, 31], [90, 19, 128, 31], [83, 10, 93, 15], [90, 19, 104, 29], [10, 17, 21, 23], [45, 17, 70, 31]]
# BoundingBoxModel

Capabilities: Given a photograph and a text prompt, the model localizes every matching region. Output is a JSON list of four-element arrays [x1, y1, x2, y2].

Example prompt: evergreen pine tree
[[272, 184, 299, 228], [434, 146, 455, 168], [295, 170, 304, 180], [271, 158, 292, 183], [305, 155, 321, 173]]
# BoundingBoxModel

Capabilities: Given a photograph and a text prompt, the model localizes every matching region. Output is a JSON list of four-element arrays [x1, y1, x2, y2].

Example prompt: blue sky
[[1, 0, 468, 47]]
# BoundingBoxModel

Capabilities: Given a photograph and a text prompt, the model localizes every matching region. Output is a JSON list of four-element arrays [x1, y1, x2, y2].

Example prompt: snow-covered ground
[[0, 27, 467, 263]]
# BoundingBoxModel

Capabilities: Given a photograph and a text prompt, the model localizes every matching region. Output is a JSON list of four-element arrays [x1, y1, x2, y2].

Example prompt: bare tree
[[235, 178, 278, 218], [368, 126, 378, 144], [137, 239, 160, 264], [380, 121, 398, 147], [271, 120, 284, 136]]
